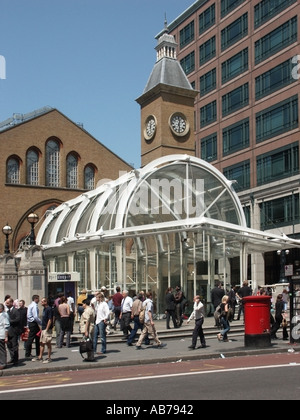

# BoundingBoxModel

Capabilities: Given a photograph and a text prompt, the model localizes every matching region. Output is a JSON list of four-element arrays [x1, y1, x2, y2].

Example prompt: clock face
[[144, 115, 157, 141], [169, 112, 189, 137]]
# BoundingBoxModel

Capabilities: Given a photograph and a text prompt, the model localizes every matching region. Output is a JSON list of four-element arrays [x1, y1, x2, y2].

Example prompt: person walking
[[112, 286, 123, 330], [187, 295, 206, 349], [32, 297, 53, 363], [25, 295, 42, 359], [136, 292, 165, 349], [58, 296, 71, 348], [211, 282, 225, 326], [236, 280, 252, 321], [119, 290, 133, 338], [93, 293, 110, 355], [271, 294, 285, 340], [79, 299, 95, 362], [217, 295, 231, 342], [5, 297, 21, 366], [0, 304, 9, 370], [165, 287, 177, 329], [174, 286, 184, 326], [127, 293, 150, 346]]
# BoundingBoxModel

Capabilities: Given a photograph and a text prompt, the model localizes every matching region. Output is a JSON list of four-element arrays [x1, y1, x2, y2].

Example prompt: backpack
[[139, 302, 146, 323]]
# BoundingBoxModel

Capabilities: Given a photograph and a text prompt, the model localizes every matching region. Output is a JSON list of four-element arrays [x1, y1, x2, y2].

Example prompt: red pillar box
[[243, 295, 272, 348]]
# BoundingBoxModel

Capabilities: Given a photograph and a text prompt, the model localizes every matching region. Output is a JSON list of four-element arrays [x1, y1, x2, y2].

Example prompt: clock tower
[[136, 21, 198, 167]]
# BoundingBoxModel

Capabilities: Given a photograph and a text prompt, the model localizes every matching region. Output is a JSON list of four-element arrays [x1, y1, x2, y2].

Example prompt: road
[[0, 353, 299, 401]]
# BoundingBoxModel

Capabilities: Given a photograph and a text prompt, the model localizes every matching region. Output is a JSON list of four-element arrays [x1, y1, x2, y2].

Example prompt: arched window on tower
[[84, 165, 95, 190], [26, 149, 39, 185], [46, 139, 60, 187], [6, 157, 20, 184], [67, 153, 78, 189]]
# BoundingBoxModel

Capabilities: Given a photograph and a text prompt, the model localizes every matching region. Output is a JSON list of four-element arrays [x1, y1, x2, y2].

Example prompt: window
[[46, 139, 60, 187], [257, 142, 299, 185], [221, 0, 246, 18], [221, 13, 248, 51], [200, 101, 217, 127], [180, 51, 195, 75], [84, 165, 95, 190], [199, 36, 216, 66], [260, 194, 299, 230], [222, 83, 249, 117], [6, 157, 20, 184], [26, 149, 39, 186], [256, 95, 298, 143], [222, 48, 248, 84], [254, 0, 297, 29], [255, 59, 295, 100], [201, 133, 217, 162], [199, 4, 215, 34], [180, 21, 194, 49], [255, 17, 297, 64], [200, 68, 216, 96], [223, 118, 249, 155], [67, 154, 78, 189], [223, 160, 250, 191]]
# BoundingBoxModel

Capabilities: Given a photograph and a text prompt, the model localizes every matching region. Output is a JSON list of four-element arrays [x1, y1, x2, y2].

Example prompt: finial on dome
[[163, 13, 168, 33]]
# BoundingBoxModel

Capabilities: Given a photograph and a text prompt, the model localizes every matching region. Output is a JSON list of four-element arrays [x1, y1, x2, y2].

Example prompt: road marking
[[0, 362, 299, 395]]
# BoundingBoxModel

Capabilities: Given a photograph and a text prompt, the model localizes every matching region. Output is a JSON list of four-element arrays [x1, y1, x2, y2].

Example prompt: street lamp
[[27, 213, 39, 245], [2, 223, 12, 254], [277, 249, 290, 283]]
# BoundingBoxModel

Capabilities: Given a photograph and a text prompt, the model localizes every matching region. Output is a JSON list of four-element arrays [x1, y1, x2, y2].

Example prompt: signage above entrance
[[48, 272, 80, 282]]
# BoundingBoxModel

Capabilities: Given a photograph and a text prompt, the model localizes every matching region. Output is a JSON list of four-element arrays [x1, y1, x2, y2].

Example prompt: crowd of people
[[0, 281, 290, 368]]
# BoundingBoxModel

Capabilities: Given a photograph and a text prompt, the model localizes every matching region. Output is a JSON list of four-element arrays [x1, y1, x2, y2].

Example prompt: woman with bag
[[79, 299, 95, 361], [217, 295, 231, 342]]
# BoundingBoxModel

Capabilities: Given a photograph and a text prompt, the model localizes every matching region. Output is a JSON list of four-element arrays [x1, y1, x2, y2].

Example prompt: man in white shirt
[[119, 290, 133, 338], [93, 293, 110, 354], [186, 295, 206, 349], [136, 292, 164, 349], [67, 291, 75, 334]]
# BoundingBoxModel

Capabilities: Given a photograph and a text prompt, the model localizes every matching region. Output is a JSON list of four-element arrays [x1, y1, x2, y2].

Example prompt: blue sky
[[0, 0, 194, 168]]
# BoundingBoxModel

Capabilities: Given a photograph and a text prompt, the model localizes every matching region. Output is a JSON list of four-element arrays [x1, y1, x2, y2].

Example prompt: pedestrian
[[136, 292, 165, 349], [217, 295, 231, 342], [174, 285, 184, 326], [271, 294, 285, 340], [5, 297, 21, 366], [77, 289, 87, 320], [211, 282, 225, 326], [127, 293, 150, 346], [119, 290, 133, 338], [0, 303, 9, 370], [165, 287, 177, 329], [25, 295, 42, 359], [112, 286, 123, 331], [186, 295, 206, 349], [79, 299, 95, 362], [67, 291, 75, 334], [32, 297, 53, 363], [53, 299, 61, 347], [93, 293, 110, 355], [58, 296, 71, 348], [236, 280, 252, 321], [18, 299, 27, 350]]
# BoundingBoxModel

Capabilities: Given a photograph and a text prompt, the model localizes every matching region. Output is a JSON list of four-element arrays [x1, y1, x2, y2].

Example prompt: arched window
[[6, 157, 20, 184], [84, 165, 95, 190], [67, 154, 78, 189], [27, 149, 39, 185], [46, 139, 60, 187]]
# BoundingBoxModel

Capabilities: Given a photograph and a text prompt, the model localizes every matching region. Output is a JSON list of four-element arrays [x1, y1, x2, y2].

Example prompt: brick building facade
[[0, 107, 132, 253]]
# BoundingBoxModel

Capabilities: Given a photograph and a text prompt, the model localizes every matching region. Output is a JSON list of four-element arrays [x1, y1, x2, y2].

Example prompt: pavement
[[1, 316, 300, 377]]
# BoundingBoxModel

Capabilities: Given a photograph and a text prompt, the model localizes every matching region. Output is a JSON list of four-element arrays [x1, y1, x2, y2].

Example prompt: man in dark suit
[[5, 297, 21, 366], [165, 287, 178, 329], [211, 282, 225, 327]]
